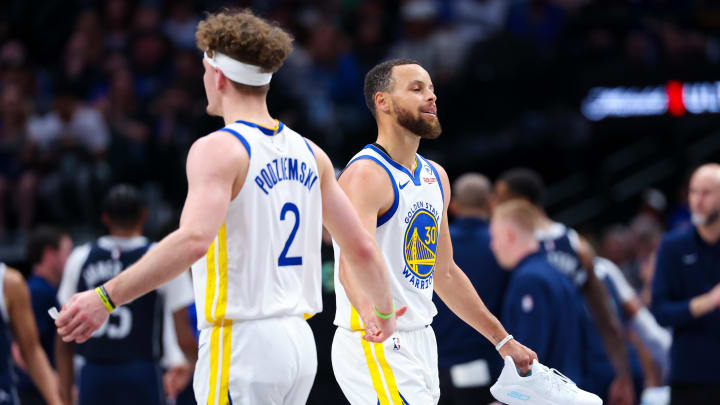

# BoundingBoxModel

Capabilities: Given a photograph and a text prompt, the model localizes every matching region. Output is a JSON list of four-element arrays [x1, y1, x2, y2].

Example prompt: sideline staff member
[[652, 163, 720, 405]]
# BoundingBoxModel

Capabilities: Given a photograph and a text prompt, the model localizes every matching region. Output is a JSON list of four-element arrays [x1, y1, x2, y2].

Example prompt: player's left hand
[[498, 339, 537, 376], [363, 305, 408, 343], [56, 290, 109, 343]]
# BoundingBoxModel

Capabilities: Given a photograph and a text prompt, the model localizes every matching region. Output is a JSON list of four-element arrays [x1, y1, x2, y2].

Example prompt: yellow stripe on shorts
[[361, 332, 390, 405], [219, 320, 233, 405], [207, 320, 233, 405], [207, 325, 221, 405], [375, 342, 403, 405]]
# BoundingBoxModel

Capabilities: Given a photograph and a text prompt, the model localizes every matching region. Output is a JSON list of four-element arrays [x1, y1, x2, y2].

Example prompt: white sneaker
[[490, 356, 602, 405]]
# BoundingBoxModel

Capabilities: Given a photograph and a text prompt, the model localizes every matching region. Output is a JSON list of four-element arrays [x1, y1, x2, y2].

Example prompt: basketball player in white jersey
[[55, 9, 402, 405], [331, 59, 537, 404]]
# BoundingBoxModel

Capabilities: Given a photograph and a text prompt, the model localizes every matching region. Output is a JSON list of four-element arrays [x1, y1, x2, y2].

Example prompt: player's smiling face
[[389, 64, 441, 139]]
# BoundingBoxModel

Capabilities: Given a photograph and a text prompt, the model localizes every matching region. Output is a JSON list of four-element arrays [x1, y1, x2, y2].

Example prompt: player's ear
[[375, 91, 391, 115], [215, 68, 226, 91]]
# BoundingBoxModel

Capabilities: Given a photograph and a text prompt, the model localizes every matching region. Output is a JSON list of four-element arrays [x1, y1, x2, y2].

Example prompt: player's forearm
[[105, 228, 208, 306], [585, 279, 631, 375], [25, 346, 62, 405], [435, 264, 508, 345], [55, 339, 74, 403], [341, 238, 393, 313], [338, 257, 380, 323]]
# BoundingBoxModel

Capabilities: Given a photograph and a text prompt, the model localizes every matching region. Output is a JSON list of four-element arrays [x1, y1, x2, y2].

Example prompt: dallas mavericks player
[[332, 59, 536, 405], [493, 167, 636, 404], [0, 263, 62, 405], [56, 185, 195, 405], [56, 10, 398, 405]]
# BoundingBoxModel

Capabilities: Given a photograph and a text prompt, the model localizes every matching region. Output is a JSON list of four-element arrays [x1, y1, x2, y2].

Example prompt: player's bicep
[[428, 160, 453, 276]]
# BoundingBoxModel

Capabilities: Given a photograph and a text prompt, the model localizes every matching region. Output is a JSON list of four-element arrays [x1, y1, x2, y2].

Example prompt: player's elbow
[[349, 236, 377, 264], [184, 230, 213, 261]]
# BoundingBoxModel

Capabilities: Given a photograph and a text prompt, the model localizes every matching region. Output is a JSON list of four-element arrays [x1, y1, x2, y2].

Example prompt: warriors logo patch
[[402, 208, 438, 289]]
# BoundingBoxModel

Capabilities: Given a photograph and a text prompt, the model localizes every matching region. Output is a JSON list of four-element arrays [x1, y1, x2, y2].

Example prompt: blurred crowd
[[2, 0, 720, 248]]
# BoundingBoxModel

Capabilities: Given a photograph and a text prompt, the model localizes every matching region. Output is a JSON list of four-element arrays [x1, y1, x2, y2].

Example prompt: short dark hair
[[363, 58, 419, 117], [497, 168, 545, 206], [102, 184, 146, 228], [27, 225, 64, 266]]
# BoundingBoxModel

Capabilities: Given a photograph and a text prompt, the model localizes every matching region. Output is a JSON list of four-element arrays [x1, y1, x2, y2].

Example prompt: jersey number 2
[[278, 202, 303, 266]]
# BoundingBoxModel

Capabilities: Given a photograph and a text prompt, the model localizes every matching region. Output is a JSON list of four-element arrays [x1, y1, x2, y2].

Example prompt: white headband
[[204, 51, 273, 86]]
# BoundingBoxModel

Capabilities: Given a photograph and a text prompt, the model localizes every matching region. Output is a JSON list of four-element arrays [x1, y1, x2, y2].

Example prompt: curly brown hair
[[196, 9, 293, 74]]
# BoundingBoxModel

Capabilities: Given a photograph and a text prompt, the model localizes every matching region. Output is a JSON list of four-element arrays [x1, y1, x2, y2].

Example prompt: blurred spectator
[[13, 225, 72, 405], [506, 0, 565, 51], [0, 83, 37, 236], [163, 1, 200, 50], [651, 164, 720, 405], [434, 173, 508, 405], [387, 0, 466, 82], [27, 82, 110, 225]]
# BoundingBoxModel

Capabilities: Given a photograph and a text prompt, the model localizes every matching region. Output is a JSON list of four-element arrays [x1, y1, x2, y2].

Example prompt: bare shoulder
[[4, 267, 25, 290], [186, 131, 249, 177], [340, 157, 394, 195], [426, 159, 451, 199], [3, 266, 28, 304]]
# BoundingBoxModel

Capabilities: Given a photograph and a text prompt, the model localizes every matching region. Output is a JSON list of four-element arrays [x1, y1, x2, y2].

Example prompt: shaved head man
[[652, 163, 720, 405]]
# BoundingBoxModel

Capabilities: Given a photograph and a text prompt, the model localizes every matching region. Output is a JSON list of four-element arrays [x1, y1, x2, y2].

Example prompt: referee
[[652, 163, 720, 405]]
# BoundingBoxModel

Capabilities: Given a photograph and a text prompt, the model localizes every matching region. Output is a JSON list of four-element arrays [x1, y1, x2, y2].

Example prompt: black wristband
[[100, 285, 116, 309]]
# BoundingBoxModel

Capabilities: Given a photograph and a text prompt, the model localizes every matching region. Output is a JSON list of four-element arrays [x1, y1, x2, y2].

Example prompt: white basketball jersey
[[191, 120, 323, 330], [333, 144, 444, 331]]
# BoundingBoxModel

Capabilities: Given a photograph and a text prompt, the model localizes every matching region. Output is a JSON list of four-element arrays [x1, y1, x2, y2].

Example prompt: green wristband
[[373, 302, 396, 319]]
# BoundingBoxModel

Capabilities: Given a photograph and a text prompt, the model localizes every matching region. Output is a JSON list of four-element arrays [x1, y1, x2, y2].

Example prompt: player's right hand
[[362, 305, 407, 343], [56, 289, 110, 343]]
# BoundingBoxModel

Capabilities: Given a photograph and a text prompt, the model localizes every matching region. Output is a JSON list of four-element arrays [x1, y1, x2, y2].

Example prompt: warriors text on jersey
[[191, 120, 323, 329], [333, 144, 445, 331]]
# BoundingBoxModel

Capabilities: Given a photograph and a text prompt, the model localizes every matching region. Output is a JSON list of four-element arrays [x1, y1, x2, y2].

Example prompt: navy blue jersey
[[59, 237, 163, 364], [537, 222, 588, 288], [0, 264, 18, 405], [502, 252, 584, 383]]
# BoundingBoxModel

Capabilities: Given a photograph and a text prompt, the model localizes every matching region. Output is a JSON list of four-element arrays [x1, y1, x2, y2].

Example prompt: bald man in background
[[652, 163, 720, 405], [433, 173, 509, 405]]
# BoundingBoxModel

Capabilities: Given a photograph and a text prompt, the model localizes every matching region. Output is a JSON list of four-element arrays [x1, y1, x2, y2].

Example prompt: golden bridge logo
[[403, 209, 438, 279]]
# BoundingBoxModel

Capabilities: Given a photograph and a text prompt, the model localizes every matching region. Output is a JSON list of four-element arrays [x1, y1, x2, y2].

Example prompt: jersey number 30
[[278, 202, 303, 267]]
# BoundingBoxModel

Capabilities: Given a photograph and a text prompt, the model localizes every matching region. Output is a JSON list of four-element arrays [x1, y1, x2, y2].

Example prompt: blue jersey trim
[[420, 155, 444, 203], [219, 128, 251, 158], [344, 155, 399, 228], [234, 119, 284, 136], [364, 144, 422, 186], [303, 138, 315, 157], [228, 391, 233, 405]]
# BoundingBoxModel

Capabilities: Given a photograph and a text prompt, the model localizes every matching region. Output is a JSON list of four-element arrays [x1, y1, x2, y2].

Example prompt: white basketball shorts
[[332, 325, 440, 405], [194, 316, 317, 405]]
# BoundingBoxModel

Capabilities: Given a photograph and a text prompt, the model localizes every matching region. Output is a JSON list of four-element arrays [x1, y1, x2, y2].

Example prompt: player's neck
[[376, 124, 421, 171], [512, 240, 540, 268], [32, 263, 60, 287], [221, 94, 275, 128]]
